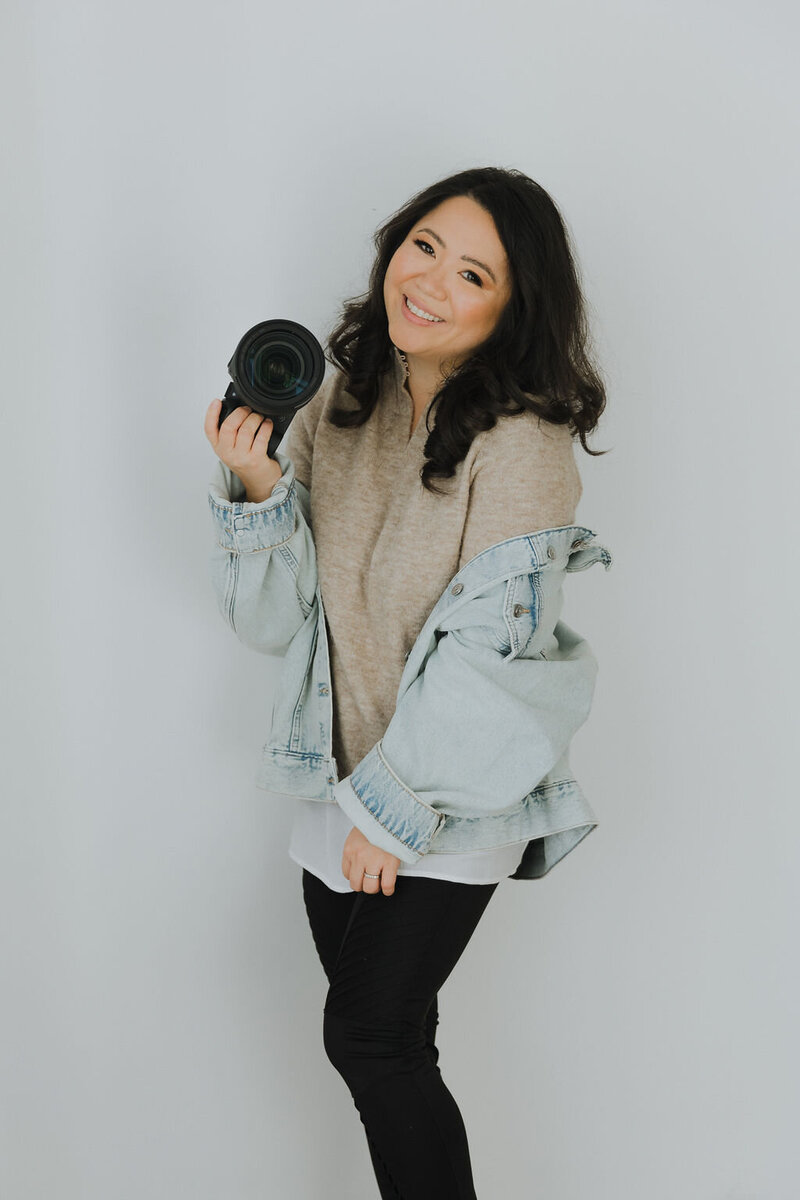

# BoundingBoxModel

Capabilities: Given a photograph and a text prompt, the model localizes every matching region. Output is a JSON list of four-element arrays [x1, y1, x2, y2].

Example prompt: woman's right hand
[[204, 400, 284, 503]]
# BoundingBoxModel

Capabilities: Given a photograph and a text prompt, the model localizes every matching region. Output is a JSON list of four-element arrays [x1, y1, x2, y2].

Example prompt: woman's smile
[[402, 294, 446, 325], [383, 195, 512, 399]]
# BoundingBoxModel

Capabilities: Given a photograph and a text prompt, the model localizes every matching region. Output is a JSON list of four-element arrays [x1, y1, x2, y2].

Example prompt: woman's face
[[383, 194, 512, 376]]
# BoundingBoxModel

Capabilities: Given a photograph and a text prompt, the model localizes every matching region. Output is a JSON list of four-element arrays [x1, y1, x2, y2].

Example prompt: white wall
[[3, 1, 797, 1196]]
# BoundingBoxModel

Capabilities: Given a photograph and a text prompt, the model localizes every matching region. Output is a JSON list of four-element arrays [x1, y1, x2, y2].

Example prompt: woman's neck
[[401, 353, 444, 412]]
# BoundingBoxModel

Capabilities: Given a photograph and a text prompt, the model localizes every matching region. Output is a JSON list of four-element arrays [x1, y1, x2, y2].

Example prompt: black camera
[[218, 319, 326, 459]]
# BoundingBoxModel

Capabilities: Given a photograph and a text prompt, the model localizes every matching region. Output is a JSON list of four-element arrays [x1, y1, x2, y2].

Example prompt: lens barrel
[[218, 319, 326, 458]]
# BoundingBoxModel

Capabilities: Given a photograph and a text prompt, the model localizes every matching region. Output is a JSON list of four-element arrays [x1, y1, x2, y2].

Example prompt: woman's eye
[[412, 238, 483, 287]]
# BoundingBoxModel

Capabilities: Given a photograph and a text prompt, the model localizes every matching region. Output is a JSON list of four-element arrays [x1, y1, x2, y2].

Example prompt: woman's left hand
[[342, 826, 401, 896]]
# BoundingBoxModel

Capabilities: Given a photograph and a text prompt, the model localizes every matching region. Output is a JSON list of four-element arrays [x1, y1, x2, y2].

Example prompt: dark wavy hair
[[324, 166, 608, 496]]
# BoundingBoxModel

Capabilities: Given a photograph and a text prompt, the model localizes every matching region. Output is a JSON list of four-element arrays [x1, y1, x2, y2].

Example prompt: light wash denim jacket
[[208, 446, 613, 880]]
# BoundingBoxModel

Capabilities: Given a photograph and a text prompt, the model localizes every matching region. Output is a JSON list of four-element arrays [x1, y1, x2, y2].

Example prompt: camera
[[218, 319, 326, 459]]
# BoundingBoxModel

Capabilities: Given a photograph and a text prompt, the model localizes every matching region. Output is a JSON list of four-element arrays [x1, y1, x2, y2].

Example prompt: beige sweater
[[281, 346, 583, 780]]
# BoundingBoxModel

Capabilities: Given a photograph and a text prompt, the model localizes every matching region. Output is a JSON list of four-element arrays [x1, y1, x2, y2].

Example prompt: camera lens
[[246, 340, 306, 396], [229, 319, 324, 413], [218, 318, 326, 450]]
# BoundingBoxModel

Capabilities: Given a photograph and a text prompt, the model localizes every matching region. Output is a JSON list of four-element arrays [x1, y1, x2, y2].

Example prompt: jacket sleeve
[[207, 450, 318, 656], [330, 554, 606, 862], [207, 374, 336, 655]]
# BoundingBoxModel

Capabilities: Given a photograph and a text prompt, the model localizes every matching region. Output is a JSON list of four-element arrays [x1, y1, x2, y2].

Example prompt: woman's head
[[326, 166, 608, 491], [382, 193, 513, 380]]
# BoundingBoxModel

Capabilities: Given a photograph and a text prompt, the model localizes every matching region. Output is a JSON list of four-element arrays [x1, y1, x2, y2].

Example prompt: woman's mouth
[[402, 294, 445, 325]]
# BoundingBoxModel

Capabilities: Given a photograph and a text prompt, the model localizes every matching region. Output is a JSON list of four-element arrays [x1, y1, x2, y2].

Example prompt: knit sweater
[[280, 345, 583, 785]]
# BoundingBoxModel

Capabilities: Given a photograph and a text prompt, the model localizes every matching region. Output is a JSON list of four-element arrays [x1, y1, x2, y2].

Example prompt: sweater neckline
[[390, 346, 435, 444], [391, 344, 409, 389]]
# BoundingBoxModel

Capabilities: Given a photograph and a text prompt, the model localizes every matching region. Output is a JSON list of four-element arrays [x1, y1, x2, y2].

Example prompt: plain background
[[2, 1, 798, 1196]]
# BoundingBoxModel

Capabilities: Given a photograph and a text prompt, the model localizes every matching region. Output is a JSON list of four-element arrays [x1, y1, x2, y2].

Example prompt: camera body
[[218, 319, 326, 460]]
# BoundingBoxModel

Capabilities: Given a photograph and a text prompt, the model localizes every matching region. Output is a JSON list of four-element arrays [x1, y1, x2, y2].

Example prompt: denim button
[[235, 528, 245, 536], [451, 582, 463, 595], [512, 604, 529, 617], [547, 546, 556, 559], [571, 538, 586, 550]]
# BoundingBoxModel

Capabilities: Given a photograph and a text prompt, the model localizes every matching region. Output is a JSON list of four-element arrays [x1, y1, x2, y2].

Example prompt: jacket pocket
[[499, 572, 541, 661], [435, 572, 543, 661]]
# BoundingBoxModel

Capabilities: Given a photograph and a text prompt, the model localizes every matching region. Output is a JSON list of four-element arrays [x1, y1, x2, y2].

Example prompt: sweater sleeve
[[459, 411, 583, 570]]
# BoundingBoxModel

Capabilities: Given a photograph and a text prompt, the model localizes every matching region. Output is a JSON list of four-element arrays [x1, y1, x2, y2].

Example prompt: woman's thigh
[[322, 874, 498, 1026], [303, 869, 455, 1066], [301, 867, 358, 984]]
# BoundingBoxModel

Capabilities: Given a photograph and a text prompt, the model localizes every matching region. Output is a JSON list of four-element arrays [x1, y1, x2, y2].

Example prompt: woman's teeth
[[405, 296, 443, 322]]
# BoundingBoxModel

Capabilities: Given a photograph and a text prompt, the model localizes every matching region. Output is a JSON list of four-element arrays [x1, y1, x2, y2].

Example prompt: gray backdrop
[[3, 0, 797, 1196]]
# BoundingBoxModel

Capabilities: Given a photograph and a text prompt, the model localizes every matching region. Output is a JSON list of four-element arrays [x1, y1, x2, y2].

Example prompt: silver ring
[[363, 871, 381, 879]]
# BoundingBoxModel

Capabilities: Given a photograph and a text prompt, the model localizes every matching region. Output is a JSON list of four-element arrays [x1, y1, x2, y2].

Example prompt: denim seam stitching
[[349, 773, 442, 855], [374, 742, 444, 822]]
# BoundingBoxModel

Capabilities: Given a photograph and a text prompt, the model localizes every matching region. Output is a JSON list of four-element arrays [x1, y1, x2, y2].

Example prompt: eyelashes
[[413, 239, 483, 287]]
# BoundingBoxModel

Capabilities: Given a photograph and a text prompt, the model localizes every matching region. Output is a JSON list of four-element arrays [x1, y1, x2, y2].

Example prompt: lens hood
[[218, 319, 326, 459]]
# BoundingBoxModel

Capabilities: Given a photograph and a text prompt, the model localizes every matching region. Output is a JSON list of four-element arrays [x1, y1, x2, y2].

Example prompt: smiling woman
[[381, 194, 514, 416], [285, 168, 608, 1197], [324, 165, 608, 497], [206, 164, 612, 1200]]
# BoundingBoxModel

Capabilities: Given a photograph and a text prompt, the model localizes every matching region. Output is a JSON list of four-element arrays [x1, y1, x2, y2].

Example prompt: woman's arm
[[332, 541, 609, 862], [458, 410, 582, 570], [205, 395, 322, 656]]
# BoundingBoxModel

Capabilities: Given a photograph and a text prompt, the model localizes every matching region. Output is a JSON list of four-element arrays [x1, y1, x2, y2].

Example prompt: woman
[[205, 166, 610, 1198]]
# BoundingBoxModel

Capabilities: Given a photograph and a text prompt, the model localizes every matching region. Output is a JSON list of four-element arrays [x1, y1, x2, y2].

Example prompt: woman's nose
[[418, 267, 447, 300]]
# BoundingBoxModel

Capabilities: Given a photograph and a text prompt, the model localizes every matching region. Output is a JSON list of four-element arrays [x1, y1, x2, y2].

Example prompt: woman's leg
[[315, 872, 498, 1200], [301, 868, 442, 1196], [301, 867, 357, 981], [301, 868, 441, 1062]]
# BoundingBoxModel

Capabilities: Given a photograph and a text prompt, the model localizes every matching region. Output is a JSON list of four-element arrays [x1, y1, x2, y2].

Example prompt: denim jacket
[[208, 446, 613, 880]]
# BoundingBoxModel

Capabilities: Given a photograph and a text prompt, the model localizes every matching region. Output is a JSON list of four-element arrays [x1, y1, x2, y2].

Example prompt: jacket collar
[[397, 525, 611, 687], [447, 526, 608, 607]]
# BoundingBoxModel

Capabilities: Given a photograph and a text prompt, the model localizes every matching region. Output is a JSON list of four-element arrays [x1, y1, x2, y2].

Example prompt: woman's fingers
[[204, 399, 223, 447], [252, 415, 275, 453], [225, 406, 256, 448], [380, 863, 398, 897], [205, 401, 250, 450], [360, 863, 397, 896], [205, 403, 280, 500], [341, 826, 400, 896], [208, 405, 273, 459], [232, 410, 273, 454], [346, 856, 398, 896], [361, 871, 381, 896]]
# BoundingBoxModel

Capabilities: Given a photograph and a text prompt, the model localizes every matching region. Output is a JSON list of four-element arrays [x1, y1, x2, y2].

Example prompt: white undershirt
[[288, 797, 529, 892]]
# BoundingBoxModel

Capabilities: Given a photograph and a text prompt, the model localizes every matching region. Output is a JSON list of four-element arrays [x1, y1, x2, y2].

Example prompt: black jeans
[[301, 866, 499, 1200]]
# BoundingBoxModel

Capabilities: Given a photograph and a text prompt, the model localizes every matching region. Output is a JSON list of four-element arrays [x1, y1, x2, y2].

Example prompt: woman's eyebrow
[[417, 227, 498, 285]]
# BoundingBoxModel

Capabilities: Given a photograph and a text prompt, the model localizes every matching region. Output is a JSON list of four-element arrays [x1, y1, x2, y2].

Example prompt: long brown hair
[[324, 166, 609, 495]]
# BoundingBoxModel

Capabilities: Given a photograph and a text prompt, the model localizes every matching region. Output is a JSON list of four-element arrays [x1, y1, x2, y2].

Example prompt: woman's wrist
[[245, 484, 275, 503], [244, 467, 284, 504]]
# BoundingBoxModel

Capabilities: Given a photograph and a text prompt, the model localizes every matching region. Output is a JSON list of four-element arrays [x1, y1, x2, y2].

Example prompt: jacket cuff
[[208, 450, 297, 553], [332, 742, 447, 865]]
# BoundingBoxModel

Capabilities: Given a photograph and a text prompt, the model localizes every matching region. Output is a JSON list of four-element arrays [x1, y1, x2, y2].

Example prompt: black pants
[[301, 866, 499, 1200]]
